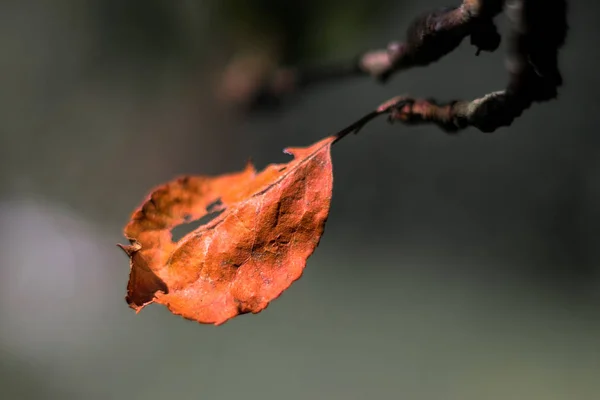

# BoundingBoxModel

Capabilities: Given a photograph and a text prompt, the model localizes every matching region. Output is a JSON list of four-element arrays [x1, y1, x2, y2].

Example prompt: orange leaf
[[119, 101, 407, 325], [119, 135, 336, 325]]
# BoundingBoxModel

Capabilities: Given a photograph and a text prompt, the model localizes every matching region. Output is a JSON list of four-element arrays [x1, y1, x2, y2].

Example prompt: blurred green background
[[0, 1, 599, 399]]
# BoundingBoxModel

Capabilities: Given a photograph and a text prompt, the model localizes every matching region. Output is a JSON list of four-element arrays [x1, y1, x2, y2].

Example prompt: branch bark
[[240, 0, 568, 133]]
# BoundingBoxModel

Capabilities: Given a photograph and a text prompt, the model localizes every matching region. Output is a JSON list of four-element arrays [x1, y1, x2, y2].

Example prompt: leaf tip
[[117, 241, 141, 257], [244, 158, 256, 173], [126, 293, 155, 314]]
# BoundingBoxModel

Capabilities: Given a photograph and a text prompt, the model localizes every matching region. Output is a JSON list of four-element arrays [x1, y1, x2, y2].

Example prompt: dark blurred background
[[0, 1, 598, 399]]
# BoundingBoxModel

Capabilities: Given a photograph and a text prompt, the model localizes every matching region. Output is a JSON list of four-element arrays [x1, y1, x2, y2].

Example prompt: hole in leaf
[[171, 209, 225, 242], [206, 198, 223, 213]]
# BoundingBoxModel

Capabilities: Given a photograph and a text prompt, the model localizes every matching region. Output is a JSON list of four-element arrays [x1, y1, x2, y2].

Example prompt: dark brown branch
[[380, 0, 568, 133], [358, 0, 504, 81], [245, 0, 504, 107], [234, 0, 568, 133]]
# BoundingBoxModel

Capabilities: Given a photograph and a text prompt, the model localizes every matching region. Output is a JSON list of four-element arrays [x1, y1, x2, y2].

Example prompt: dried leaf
[[119, 103, 405, 325], [119, 135, 336, 325]]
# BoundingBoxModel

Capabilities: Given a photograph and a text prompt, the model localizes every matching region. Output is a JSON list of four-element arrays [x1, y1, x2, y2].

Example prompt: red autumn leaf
[[119, 135, 336, 325]]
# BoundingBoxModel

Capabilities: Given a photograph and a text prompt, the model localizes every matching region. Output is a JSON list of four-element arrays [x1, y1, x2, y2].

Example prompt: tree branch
[[245, 0, 504, 106], [381, 0, 568, 133], [358, 0, 504, 81], [232, 0, 567, 133]]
